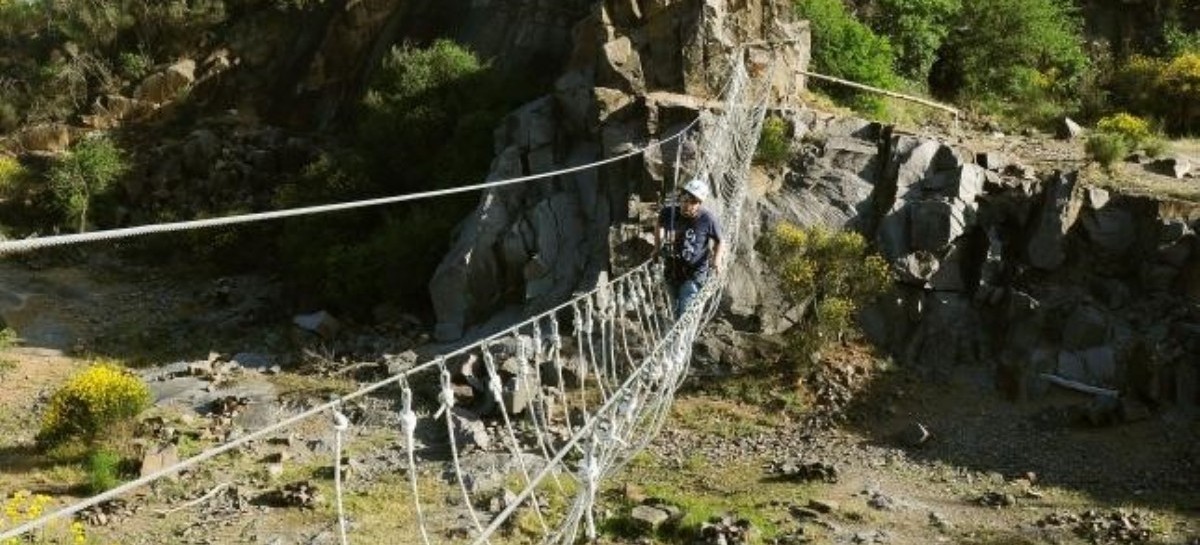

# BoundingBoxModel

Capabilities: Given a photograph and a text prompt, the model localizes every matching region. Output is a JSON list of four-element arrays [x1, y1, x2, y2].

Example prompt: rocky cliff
[[427, 0, 811, 340], [733, 111, 1200, 412]]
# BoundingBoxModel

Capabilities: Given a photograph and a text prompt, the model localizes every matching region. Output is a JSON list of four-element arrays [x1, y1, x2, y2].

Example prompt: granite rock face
[[429, 0, 811, 341]]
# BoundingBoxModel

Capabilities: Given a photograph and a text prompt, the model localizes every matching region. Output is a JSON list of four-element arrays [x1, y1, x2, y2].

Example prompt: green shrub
[[0, 0, 42, 41], [1158, 52, 1200, 134], [762, 223, 891, 368], [0, 490, 91, 544], [1162, 22, 1200, 58], [37, 361, 151, 447], [936, 0, 1087, 122], [86, 448, 122, 493], [868, 0, 961, 81], [1091, 112, 1167, 160], [1109, 55, 1165, 118], [117, 50, 154, 81], [1085, 132, 1128, 170], [1142, 137, 1168, 158], [358, 39, 502, 189], [48, 135, 128, 232], [794, 0, 898, 115], [0, 155, 27, 196], [754, 116, 791, 167], [272, 40, 537, 314], [1096, 112, 1153, 148], [1109, 52, 1200, 135], [0, 99, 19, 133], [279, 200, 465, 314]]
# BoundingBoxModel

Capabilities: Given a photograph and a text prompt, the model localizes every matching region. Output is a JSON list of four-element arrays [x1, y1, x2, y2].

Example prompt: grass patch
[[268, 372, 356, 401], [667, 396, 777, 439], [307, 471, 453, 543], [956, 531, 1041, 545], [600, 450, 822, 544], [0, 328, 19, 377], [0, 327, 18, 349], [686, 359, 809, 417], [1078, 163, 1200, 202], [85, 448, 122, 493]]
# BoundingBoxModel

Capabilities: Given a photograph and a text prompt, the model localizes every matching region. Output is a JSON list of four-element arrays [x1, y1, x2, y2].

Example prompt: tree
[[937, 0, 1087, 111], [48, 135, 127, 232], [1158, 52, 1200, 133], [358, 39, 499, 190], [762, 223, 891, 369], [794, 0, 898, 114], [868, 0, 961, 82]]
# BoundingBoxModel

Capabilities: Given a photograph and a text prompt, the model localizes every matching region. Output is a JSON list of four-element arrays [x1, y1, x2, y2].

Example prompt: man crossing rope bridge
[[655, 178, 723, 319]]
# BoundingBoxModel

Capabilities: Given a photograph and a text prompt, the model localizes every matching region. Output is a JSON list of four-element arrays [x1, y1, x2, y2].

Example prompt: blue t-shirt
[[658, 206, 721, 278]]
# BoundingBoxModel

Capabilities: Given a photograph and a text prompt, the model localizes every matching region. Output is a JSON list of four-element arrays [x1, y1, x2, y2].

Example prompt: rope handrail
[[469, 267, 719, 544], [0, 259, 657, 541], [799, 69, 960, 119], [0, 117, 701, 256]]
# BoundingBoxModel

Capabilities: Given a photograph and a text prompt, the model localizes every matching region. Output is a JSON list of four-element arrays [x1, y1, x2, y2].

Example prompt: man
[[655, 178, 723, 319]]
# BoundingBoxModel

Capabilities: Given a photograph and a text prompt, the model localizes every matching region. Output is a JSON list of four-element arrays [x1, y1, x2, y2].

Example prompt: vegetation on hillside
[[797, 0, 897, 114], [761, 223, 891, 370], [275, 39, 531, 313], [47, 136, 128, 233], [794, 0, 1200, 134], [0, 0, 533, 313], [36, 361, 150, 447]]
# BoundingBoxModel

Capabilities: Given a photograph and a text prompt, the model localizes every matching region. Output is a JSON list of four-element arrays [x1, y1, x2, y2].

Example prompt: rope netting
[[0, 51, 771, 544]]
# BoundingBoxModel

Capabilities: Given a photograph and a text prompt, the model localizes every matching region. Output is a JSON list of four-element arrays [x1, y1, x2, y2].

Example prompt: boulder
[[1056, 117, 1084, 140], [823, 135, 880, 177], [450, 407, 491, 451], [1149, 156, 1192, 179], [140, 444, 180, 478], [903, 292, 984, 373], [1062, 306, 1109, 351], [594, 87, 637, 122], [134, 59, 196, 105], [908, 198, 965, 252], [1027, 171, 1083, 270], [182, 130, 221, 178], [293, 310, 341, 339], [599, 36, 646, 94], [976, 151, 1013, 171], [1081, 206, 1136, 256], [18, 124, 70, 154], [894, 251, 939, 286]]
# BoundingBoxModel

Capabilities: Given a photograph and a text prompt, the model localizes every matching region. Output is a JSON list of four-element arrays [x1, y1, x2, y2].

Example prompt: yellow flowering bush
[[1, 490, 88, 544], [1089, 112, 1165, 166], [763, 223, 891, 367], [754, 116, 791, 167], [37, 361, 151, 446], [1096, 113, 1152, 147], [0, 155, 26, 196]]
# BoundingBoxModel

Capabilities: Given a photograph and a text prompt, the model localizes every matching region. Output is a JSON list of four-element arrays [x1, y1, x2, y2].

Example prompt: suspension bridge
[[0, 48, 770, 544]]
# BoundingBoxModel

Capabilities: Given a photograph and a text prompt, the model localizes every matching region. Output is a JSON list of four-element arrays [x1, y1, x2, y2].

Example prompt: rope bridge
[[0, 53, 769, 544]]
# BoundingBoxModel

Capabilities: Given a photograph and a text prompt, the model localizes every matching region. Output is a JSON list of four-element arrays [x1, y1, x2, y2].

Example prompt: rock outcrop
[[741, 112, 1200, 411], [429, 0, 810, 341]]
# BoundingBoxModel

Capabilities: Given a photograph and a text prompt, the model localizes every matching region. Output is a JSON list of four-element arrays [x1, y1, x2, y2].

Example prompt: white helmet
[[681, 178, 710, 202]]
